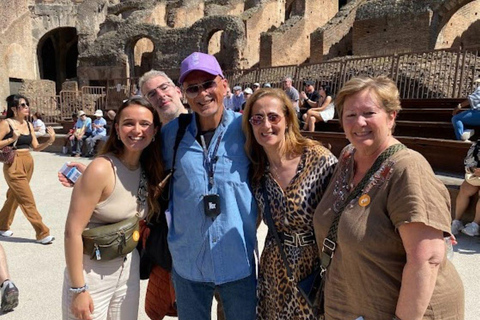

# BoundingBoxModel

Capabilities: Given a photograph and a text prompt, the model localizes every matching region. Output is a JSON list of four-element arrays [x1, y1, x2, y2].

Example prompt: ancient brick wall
[[435, 0, 480, 49], [310, 0, 366, 63], [353, 10, 433, 56], [260, 0, 338, 67]]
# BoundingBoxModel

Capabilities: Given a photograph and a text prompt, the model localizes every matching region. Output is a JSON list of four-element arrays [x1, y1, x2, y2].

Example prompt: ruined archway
[[207, 30, 225, 66], [130, 37, 155, 79], [37, 27, 78, 93], [434, 0, 480, 49], [432, 0, 478, 49]]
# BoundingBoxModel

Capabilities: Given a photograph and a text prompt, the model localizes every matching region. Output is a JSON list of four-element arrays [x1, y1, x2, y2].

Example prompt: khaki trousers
[[62, 250, 140, 320], [0, 151, 50, 240]]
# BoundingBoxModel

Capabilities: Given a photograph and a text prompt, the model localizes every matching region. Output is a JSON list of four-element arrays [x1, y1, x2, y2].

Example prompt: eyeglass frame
[[19, 102, 29, 108], [183, 77, 220, 99], [145, 82, 175, 99], [249, 113, 284, 126]]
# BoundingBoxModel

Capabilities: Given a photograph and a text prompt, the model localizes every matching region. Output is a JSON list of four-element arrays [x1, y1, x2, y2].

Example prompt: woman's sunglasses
[[249, 114, 283, 126], [19, 102, 29, 108]]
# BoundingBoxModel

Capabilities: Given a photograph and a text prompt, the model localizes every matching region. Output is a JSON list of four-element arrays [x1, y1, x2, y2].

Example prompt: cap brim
[[179, 67, 224, 84]]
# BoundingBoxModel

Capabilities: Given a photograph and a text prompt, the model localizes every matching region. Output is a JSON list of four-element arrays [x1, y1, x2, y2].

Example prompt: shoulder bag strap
[[320, 143, 406, 272], [5, 119, 18, 148], [261, 178, 295, 281]]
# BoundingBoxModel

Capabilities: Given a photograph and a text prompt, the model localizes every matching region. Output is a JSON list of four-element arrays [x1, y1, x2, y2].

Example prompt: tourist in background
[[313, 76, 464, 319], [240, 87, 253, 112], [451, 138, 480, 237], [0, 94, 56, 244], [32, 112, 46, 137], [242, 88, 336, 319], [452, 78, 480, 142], [63, 97, 163, 320], [232, 85, 245, 112], [283, 76, 300, 114], [302, 85, 335, 132], [85, 109, 107, 157], [70, 110, 92, 157], [223, 86, 235, 111]]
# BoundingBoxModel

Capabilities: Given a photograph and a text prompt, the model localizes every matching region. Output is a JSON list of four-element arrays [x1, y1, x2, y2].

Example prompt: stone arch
[[196, 16, 246, 71], [125, 36, 155, 79], [37, 27, 78, 93], [431, 0, 477, 49]]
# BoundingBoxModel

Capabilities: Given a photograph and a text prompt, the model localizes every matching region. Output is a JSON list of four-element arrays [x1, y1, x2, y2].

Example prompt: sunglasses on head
[[249, 114, 283, 126], [184, 79, 218, 99]]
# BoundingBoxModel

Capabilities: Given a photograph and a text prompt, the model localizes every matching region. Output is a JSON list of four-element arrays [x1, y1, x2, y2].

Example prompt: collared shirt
[[232, 93, 245, 112], [161, 109, 257, 285], [92, 117, 107, 136], [223, 96, 234, 111], [468, 86, 480, 110]]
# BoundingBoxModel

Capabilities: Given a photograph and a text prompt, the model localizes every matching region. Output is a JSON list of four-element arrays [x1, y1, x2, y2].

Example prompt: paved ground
[[0, 152, 477, 319]]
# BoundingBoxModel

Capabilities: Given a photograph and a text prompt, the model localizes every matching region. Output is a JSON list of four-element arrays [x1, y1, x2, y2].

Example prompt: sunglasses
[[19, 102, 29, 108], [249, 114, 283, 126], [184, 79, 218, 99]]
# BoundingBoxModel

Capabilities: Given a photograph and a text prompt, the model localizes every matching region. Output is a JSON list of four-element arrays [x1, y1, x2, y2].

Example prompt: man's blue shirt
[[161, 109, 257, 285]]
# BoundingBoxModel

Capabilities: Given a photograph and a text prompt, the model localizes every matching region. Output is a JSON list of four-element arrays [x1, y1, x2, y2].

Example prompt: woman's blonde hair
[[335, 76, 402, 127], [242, 88, 318, 183]]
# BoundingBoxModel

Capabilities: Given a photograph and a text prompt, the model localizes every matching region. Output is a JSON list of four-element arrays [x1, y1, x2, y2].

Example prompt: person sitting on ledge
[[452, 78, 480, 142]]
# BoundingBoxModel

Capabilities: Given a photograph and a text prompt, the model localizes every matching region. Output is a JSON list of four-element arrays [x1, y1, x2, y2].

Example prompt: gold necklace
[[269, 162, 281, 180]]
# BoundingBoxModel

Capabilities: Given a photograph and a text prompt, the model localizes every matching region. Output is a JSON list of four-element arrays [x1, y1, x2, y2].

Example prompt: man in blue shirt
[[161, 52, 257, 320], [70, 110, 92, 157], [85, 109, 107, 157]]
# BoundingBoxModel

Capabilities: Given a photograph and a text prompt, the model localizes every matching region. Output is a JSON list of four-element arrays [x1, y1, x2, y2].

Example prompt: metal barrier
[[224, 46, 480, 98]]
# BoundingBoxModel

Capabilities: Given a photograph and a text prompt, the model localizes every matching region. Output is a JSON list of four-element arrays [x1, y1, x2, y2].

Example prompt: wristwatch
[[69, 284, 88, 294]]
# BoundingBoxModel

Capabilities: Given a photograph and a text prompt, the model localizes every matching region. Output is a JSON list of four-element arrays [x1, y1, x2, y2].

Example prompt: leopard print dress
[[254, 144, 337, 320]]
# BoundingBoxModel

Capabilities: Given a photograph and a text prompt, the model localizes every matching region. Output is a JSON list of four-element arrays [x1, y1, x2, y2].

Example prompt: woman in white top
[[32, 112, 46, 137], [63, 97, 164, 320], [302, 85, 335, 132]]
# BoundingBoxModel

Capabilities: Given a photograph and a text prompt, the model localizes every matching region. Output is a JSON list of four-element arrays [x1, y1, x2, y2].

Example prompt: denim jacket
[[161, 109, 257, 285]]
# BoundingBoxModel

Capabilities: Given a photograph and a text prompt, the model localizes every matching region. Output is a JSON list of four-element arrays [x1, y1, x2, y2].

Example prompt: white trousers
[[62, 250, 140, 320]]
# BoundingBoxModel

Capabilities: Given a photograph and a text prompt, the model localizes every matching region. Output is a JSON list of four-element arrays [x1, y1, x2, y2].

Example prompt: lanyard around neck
[[200, 131, 223, 189]]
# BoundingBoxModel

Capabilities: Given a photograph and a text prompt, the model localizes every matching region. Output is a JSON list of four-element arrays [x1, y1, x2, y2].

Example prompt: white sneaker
[[0, 230, 13, 237], [461, 222, 480, 237], [461, 129, 475, 141], [451, 219, 464, 235], [36, 235, 55, 245]]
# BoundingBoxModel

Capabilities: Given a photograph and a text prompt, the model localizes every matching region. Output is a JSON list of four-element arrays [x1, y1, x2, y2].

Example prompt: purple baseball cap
[[179, 52, 224, 84]]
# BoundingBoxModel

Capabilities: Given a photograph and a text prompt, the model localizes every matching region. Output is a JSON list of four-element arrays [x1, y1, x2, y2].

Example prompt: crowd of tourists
[[0, 51, 470, 320]]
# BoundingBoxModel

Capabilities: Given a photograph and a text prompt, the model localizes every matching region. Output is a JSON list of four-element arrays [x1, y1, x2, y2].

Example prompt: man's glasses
[[145, 82, 173, 99], [184, 79, 218, 99], [19, 103, 29, 108], [249, 114, 283, 126]]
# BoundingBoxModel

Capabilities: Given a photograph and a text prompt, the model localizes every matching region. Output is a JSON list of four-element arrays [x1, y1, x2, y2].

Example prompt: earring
[[152, 136, 155, 142]]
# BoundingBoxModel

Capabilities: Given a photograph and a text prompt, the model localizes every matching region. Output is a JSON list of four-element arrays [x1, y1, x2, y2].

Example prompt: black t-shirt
[[302, 90, 320, 110]]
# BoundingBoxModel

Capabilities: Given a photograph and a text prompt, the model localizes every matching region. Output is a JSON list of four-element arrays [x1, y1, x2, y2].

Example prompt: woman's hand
[[58, 162, 87, 187], [70, 291, 94, 320], [46, 126, 56, 143]]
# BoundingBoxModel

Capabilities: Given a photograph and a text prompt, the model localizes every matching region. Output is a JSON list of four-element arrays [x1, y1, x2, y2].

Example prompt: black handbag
[[139, 114, 192, 279]]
